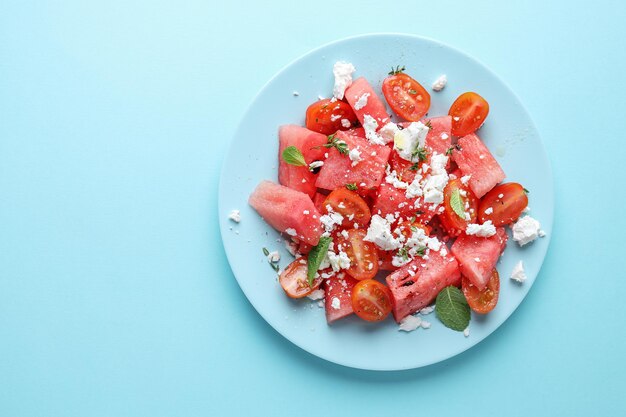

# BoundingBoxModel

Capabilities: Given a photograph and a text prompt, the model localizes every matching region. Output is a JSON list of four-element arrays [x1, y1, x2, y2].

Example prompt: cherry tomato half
[[322, 188, 371, 228], [382, 73, 430, 121], [279, 258, 322, 298], [351, 279, 393, 322], [305, 99, 358, 135], [448, 92, 490, 137], [478, 183, 529, 226], [462, 269, 500, 314], [336, 229, 379, 280], [439, 178, 479, 237]]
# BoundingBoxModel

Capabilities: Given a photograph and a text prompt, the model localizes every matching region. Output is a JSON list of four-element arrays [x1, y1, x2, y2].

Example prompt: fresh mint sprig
[[450, 188, 466, 220], [307, 236, 332, 286], [282, 146, 306, 167], [435, 286, 470, 331], [324, 134, 349, 155]]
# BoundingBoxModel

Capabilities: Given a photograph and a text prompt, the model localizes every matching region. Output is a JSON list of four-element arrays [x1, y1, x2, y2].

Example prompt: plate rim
[[218, 32, 554, 371]]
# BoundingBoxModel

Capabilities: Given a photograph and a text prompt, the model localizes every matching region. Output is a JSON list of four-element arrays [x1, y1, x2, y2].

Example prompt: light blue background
[[1, 1, 624, 416]]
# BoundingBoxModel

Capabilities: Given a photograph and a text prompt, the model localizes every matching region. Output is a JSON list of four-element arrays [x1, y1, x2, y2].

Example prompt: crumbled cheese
[[267, 251, 280, 263], [331, 296, 341, 310], [307, 289, 325, 301], [498, 193, 504, 198], [385, 169, 409, 189], [328, 250, 351, 271], [362, 115, 385, 145], [341, 118, 351, 128], [420, 306, 435, 315], [460, 175, 471, 185], [405, 174, 424, 198], [340, 229, 349, 239], [332, 61, 356, 99], [474, 257, 481, 262], [510, 260, 527, 283], [465, 220, 497, 237], [228, 209, 241, 223], [303, 210, 310, 215], [463, 327, 470, 337], [379, 122, 400, 144], [441, 133, 449, 140], [354, 93, 370, 110], [512, 215, 542, 246], [484, 207, 494, 215], [393, 121, 430, 162], [453, 116, 460, 121], [285, 228, 297, 236], [432, 74, 447, 91], [320, 207, 344, 236], [284, 240, 298, 256], [420, 320, 431, 329], [479, 155, 485, 160], [348, 147, 363, 166], [421, 153, 449, 204], [399, 315, 422, 332], [330, 114, 341, 122], [364, 214, 404, 250]]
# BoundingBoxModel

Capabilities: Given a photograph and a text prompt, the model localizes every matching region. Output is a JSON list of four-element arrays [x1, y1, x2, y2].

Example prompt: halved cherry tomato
[[336, 229, 379, 280], [305, 99, 358, 135], [377, 249, 396, 271], [478, 183, 528, 226], [439, 178, 479, 236], [323, 188, 371, 228], [382, 73, 430, 121], [389, 150, 420, 184], [351, 279, 393, 322], [448, 92, 489, 136], [462, 269, 500, 314], [279, 258, 322, 298]]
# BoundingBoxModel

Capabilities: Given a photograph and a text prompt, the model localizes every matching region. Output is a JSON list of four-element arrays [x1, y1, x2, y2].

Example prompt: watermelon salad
[[240, 62, 546, 333]]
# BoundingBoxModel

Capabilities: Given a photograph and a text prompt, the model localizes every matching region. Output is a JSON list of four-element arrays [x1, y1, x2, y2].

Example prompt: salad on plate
[[242, 61, 546, 333]]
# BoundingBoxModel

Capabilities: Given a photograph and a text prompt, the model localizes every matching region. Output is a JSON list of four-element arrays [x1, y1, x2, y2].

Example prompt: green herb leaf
[[282, 146, 306, 167], [270, 262, 279, 272], [415, 210, 424, 216], [262, 247, 270, 256], [388, 65, 406, 75], [523, 187, 530, 194], [307, 236, 332, 286], [425, 120, 433, 129], [409, 162, 420, 171], [408, 89, 417, 95], [411, 146, 428, 162], [435, 286, 470, 331], [345, 183, 358, 191], [446, 146, 455, 156], [450, 189, 466, 219], [415, 246, 427, 257], [324, 134, 349, 155], [397, 247, 409, 260]]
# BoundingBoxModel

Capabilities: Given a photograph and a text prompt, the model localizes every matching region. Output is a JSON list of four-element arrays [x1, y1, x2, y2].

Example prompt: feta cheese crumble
[[320, 208, 344, 236], [327, 250, 351, 272], [512, 215, 542, 246], [309, 161, 324, 170], [332, 61, 356, 100], [331, 296, 341, 310], [399, 315, 422, 332], [463, 327, 470, 337], [484, 207, 494, 215], [362, 114, 385, 145], [393, 121, 430, 162], [348, 147, 363, 167], [510, 260, 527, 283], [421, 153, 449, 204], [379, 122, 400, 144], [460, 175, 471, 185], [354, 93, 370, 110], [307, 289, 325, 301], [432, 74, 447, 91], [364, 214, 403, 250], [465, 220, 497, 237], [341, 118, 351, 128], [267, 251, 280, 263], [228, 209, 241, 223], [285, 228, 297, 237]]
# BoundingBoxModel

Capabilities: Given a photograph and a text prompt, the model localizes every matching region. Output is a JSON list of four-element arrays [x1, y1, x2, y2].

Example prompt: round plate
[[218, 33, 553, 371]]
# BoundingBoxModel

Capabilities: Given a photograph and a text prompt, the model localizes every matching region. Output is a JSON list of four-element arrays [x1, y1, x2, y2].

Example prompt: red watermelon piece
[[452, 133, 505, 198], [424, 116, 452, 156], [278, 125, 328, 198], [371, 182, 438, 224], [345, 77, 390, 127], [324, 274, 358, 324], [248, 181, 323, 246], [386, 249, 461, 322], [346, 127, 365, 138], [450, 227, 508, 290], [315, 131, 391, 195], [377, 249, 397, 272], [312, 192, 327, 213]]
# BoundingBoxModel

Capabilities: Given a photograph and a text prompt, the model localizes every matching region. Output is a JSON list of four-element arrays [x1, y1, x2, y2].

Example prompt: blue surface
[[0, 0, 624, 415], [219, 33, 553, 370]]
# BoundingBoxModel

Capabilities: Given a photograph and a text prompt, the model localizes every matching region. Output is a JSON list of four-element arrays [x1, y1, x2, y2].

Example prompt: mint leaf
[[435, 286, 470, 331], [307, 236, 332, 286], [450, 188, 466, 219], [345, 183, 358, 191], [282, 146, 306, 166]]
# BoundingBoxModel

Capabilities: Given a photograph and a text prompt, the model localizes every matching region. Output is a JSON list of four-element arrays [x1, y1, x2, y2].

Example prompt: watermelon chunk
[[324, 274, 358, 324], [278, 125, 328, 198], [371, 182, 438, 224], [450, 227, 508, 290], [452, 133, 505, 198], [248, 181, 323, 246], [386, 249, 461, 322], [345, 77, 390, 127], [312, 192, 327, 213], [315, 131, 391, 195], [424, 116, 452, 156]]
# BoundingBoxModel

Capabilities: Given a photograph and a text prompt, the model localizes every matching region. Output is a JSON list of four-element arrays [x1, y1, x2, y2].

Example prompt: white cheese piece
[[228, 209, 241, 223], [354, 93, 370, 110], [421, 153, 449, 204], [385, 170, 409, 189], [510, 260, 527, 283], [341, 118, 351, 128], [327, 250, 351, 272], [267, 251, 280, 263], [330, 114, 341, 122], [393, 121, 430, 162], [398, 315, 422, 332], [465, 220, 497, 237], [512, 215, 542, 246], [348, 147, 363, 167], [332, 61, 356, 100], [463, 327, 470, 337], [379, 122, 400, 144], [432, 74, 447, 91], [364, 214, 403, 250], [405, 174, 424, 198], [484, 207, 494, 215], [419, 306, 435, 315], [362, 114, 385, 145], [331, 296, 341, 310], [307, 289, 325, 301], [309, 161, 324, 170], [285, 228, 297, 236], [460, 175, 471, 185]]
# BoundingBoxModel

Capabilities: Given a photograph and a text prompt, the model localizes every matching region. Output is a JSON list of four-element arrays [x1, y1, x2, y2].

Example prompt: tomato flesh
[[279, 258, 322, 298], [336, 229, 379, 280], [351, 279, 393, 322], [448, 92, 490, 136], [439, 178, 479, 236], [322, 188, 371, 228], [305, 99, 358, 135], [478, 183, 528, 226], [462, 269, 500, 314], [382, 73, 430, 121]]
